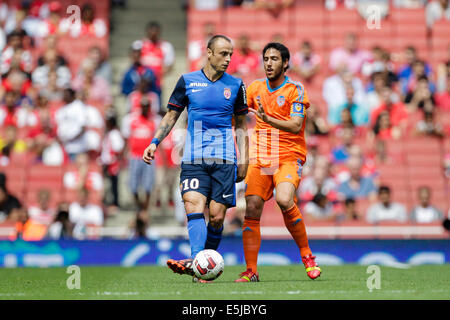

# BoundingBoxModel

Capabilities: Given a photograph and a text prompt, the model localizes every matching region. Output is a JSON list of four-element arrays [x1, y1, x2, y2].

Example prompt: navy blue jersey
[[167, 70, 248, 164]]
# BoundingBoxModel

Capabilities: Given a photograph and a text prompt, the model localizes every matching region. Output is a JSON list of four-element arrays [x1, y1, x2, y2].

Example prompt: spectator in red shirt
[[370, 86, 408, 128], [36, 1, 63, 39], [140, 21, 175, 97], [372, 110, 402, 140], [127, 76, 160, 115], [26, 95, 60, 164], [227, 34, 260, 80], [123, 98, 156, 215], [0, 90, 20, 127]]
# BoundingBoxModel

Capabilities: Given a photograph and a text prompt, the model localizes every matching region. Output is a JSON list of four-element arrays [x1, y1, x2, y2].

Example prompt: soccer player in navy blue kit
[[143, 35, 249, 282]]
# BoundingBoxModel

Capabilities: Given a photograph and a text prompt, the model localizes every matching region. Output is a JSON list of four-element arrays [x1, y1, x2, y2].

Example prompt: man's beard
[[266, 67, 283, 81]]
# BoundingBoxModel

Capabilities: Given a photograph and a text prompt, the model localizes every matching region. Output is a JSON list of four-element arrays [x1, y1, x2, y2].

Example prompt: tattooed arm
[[234, 114, 249, 183], [142, 109, 182, 165]]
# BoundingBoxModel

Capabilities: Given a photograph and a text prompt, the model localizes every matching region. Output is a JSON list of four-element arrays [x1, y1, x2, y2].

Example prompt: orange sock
[[282, 204, 312, 258], [242, 216, 261, 273]]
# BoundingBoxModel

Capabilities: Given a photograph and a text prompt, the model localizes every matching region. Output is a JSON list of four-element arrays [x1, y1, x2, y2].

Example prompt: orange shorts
[[244, 160, 304, 201]]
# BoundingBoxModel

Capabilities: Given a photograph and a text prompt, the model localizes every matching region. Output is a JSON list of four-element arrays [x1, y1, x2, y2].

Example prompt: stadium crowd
[[0, 0, 449, 240]]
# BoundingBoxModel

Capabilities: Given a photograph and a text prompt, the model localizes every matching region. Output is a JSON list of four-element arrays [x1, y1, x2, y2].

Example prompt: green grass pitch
[[0, 265, 449, 300]]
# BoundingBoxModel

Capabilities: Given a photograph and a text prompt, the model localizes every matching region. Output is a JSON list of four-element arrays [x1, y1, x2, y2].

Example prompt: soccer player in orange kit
[[235, 42, 321, 282]]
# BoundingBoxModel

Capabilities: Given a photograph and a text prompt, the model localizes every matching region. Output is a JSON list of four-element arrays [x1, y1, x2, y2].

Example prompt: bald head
[[207, 35, 232, 52]]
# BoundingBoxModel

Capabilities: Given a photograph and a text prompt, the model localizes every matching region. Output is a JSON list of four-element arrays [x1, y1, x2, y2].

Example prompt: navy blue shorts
[[180, 162, 237, 207]]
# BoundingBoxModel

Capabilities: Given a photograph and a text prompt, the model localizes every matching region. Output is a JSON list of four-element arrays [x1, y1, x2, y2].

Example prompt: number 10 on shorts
[[181, 178, 199, 191]]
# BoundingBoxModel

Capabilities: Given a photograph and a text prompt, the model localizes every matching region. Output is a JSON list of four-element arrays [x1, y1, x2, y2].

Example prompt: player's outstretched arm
[[235, 114, 249, 183], [142, 109, 181, 165]]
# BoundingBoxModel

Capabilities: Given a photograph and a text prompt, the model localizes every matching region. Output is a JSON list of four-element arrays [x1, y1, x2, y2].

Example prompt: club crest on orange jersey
[[293, 102, 303, 113], [224, 88, 231, 99], [277, 95, 285, 106]]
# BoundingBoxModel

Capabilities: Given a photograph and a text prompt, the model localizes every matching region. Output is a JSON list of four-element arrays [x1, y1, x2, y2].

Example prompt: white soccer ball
[[193, 249, 224, 280]]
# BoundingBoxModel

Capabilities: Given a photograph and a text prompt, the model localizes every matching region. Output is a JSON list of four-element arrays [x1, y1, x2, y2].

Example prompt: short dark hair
[[417, 75, 429, 82], [378, 185, 391, 194], [207, 35, 232, 51], [301, 40, 311, 48], [345, 198, 356, 206], [146, 21, 160, 30], [64, 87, 76, 98], [0, 172, 6, 189], [262, 42, 290, 71]]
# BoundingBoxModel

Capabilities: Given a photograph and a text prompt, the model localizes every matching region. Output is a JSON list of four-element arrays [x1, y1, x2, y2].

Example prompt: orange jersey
[[246, 76, 310, 166]]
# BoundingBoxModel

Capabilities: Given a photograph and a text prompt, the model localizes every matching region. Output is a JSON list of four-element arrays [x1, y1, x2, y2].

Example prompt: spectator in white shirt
[[55, 88, 89, 160], [69, 187, 104, 240], [426, 0, 450, 29], [410, 186, 443, 223], [366, 186, 408, 224], [59, 3, 107, 38], [64, 153, 103, 193], [0, 30, 33, 75], [323, 65, 366, 117], [101, 115, 125, 208], [32, 48, 72, 90], [27, 189, 56, 226], [304, 193, 335, 222]]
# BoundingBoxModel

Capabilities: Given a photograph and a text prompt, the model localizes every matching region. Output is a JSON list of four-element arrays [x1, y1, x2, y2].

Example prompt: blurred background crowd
[[0, 0, 449, 241]]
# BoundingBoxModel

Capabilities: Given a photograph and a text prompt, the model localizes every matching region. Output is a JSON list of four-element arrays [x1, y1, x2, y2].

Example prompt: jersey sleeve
[[233, 81, 248, 115], [290, 82, 310, 118], [167, 76, 188, 112]]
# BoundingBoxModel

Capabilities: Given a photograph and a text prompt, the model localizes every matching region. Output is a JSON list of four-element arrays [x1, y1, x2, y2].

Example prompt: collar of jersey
[[266, 76, 288, 93], [201, 68, 224, 83]]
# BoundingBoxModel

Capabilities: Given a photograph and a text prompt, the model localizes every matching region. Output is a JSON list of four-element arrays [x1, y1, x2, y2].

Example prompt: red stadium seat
[[0, 164, 27, 199], [406, 153, 442, 167], [390, 8, 429, 56], [224, 8, 257, 39], [358, 15, 395, 50], [24, 164, 64, 207], [325, 9, 361, 48], [405, 139, 443, 155], [187, 9, 223, 41], [431, 20, 450, 64], [443, 138, 450, 153], [294, 7, 327, 51]]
